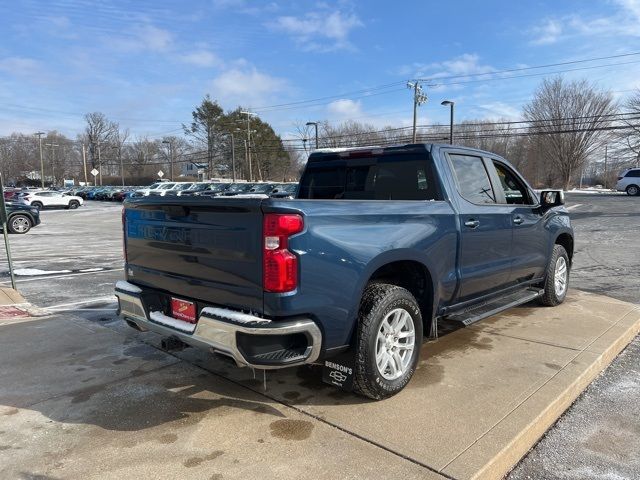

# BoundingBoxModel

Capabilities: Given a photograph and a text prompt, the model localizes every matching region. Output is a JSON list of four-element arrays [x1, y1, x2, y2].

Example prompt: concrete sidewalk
[[1, 289, 638, 480], [0, 286, 25, 306], [0, 286, 32, 320]]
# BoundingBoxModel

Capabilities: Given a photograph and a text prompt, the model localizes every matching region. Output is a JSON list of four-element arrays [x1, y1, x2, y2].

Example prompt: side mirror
[[539, 190, 565, 208]]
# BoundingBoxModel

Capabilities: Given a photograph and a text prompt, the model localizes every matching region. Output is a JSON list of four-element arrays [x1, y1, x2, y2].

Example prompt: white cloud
[[270, 10, 362, 51], [0, 57, 41, 76], [327, 99, 363, 119], [181, 50, 221, 68], [210, 64, 287, 107], [398, 54, 495, 80], [530, 19, 563, 45], [475, 102, 521, 120], [110, 24, 173, 53], [528, 1, 640, 46]]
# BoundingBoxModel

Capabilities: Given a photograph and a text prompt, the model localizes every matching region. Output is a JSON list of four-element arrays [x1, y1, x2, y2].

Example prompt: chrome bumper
[[114, 281, 322, 369]]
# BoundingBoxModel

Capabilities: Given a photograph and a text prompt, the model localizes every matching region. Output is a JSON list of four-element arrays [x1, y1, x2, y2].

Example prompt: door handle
[[513, 216, 523, 225], [464, 219, 480, 228]]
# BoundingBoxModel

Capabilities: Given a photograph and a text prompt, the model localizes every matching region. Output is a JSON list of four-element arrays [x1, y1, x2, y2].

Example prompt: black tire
[[68, 200, 80, 209], [353, 283, 423, 400], [8, 214, 32, 234], [539, 245, 570, 306], [31, 201, 43, 209], [626, 185, 640, 196]]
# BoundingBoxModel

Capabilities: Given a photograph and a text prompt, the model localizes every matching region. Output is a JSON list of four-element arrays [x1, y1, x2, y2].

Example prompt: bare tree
[[84, 112, 119, 177], [621, 89, 640, 167], [523, 77, 618, 189]]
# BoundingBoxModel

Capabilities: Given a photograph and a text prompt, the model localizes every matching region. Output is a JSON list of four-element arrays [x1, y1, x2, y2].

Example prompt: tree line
[[1, 77, 639, 188]]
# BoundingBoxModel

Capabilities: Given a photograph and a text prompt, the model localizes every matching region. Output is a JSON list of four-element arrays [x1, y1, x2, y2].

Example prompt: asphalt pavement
[[0, 193, 638, 479]]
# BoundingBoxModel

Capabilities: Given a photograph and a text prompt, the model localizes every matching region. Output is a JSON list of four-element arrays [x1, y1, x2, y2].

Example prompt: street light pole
[[305, 122, 319, 149], [35, 132, 45, 188], [441, 100, 455, 145], [229, 133, 236, 182]]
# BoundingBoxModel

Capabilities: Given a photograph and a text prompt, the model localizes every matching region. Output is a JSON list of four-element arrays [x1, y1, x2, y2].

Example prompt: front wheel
[[626, 185, 639, 196], [8, 214, 32, 234], [539, 245, 570, 306], [353, 283, 423, 400], [68, 200, 80, 209]]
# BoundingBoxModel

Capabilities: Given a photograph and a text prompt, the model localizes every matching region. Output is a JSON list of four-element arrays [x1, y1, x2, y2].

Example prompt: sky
[[1, 0, 640, 140]]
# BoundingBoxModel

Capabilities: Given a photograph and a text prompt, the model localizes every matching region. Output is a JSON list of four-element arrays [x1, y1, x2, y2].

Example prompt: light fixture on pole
[[35, 132, 45, 188], [305, 122, 319, 149], [240, 111, 257, 181], [162, 140, 174, 181], [441, 100, 455, 145], [407, 81, 428, 143]]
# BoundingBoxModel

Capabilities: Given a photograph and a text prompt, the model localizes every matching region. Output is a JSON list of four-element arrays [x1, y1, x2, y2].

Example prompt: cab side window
[[492, 161, 533, 205], [449, 154, 496, 204]]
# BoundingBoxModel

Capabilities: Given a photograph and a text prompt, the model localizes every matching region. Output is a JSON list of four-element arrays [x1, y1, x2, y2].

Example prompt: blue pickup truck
[[115, 143, 573, 399]]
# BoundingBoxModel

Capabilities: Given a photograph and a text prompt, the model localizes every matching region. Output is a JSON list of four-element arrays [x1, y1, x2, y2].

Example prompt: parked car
[[115, 143, 573, 400], [191, 183, 233, 197], [3, 202, 41, 233], [162, 182, 195, 196], [17, 190, 83, 209], [221, 183, 256, 196], [269, 183, 298, 198], [616, 168, 640, 196]]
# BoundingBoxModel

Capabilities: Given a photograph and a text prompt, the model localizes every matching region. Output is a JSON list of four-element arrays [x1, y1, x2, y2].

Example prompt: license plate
[[170, 297, 197, 323]]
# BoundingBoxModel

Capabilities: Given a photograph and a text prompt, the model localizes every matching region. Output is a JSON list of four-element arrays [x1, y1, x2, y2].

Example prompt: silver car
[[616, 168, 640, 196]]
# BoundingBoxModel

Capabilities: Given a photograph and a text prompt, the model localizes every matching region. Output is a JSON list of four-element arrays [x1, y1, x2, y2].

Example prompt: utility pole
[[35, 132, 45, 188], [96, 142, 103, 185], [240, 111, 257, 181], [407, 81, 428, 143], [82, 143, 88, 185], [604, 144, 608, 189], [243, 139, 249, 181], [162, 140, 174, 181], [229, 133, 237, 182], [112, 145, 124, 186], [45, 142, 59, 187]]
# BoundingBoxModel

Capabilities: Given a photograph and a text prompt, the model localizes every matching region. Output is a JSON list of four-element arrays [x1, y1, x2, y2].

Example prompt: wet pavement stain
[[544, 363, 563, 371], [158, 433, 178, 444], [282, 391, 300, 400], [70, 384, 105, 404], [210, 474, 223, 480], [183, 450, 224, 468], [269, 419, 314, 440], [3, 408, 19, 415], [112, 358, 129, 365]]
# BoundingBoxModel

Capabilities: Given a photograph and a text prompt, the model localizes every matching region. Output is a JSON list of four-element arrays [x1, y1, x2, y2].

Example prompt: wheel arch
[[554, 232, 574, 264], [352, 252, 438, 338]]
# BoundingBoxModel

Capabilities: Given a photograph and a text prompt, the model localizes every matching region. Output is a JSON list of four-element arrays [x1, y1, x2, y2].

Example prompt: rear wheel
[[353, 283, 423, 400], [8, 214, 32, 234], [31, 201, 43, 209], [539, 245, 570, 306], [68, 200, 80, 209], [626, 185, 639, 196]]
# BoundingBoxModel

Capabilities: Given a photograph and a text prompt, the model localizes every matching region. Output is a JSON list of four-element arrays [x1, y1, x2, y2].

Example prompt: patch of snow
[[13, 268, 72, 276], [149, 310, 196, 333], [115, 280, 142, 294], [201, 307, 271, 324], [567, 188, 619, 195], [79, 268, 105, 272]]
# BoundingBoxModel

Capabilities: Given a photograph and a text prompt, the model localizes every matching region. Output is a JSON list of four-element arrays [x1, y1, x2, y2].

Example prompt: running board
[[444, 288, 544, 327]]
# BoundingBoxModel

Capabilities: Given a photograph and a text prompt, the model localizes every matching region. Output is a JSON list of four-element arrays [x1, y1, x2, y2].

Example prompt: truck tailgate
[[124, 197, 264, 313]]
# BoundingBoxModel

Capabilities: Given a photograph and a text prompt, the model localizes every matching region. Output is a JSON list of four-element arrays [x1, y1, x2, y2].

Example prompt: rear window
[[297, 153, 442, 200]]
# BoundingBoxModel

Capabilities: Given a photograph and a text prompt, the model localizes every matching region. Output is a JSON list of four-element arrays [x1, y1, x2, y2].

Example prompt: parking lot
[[1, 193, 639, 479]]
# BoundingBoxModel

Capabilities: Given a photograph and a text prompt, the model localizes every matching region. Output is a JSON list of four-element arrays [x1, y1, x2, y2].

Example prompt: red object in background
[[170, 297, 197, 323]]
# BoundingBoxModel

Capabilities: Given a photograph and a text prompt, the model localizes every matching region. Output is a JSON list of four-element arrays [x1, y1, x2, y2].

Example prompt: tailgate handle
[[163, 205, 190, 218]]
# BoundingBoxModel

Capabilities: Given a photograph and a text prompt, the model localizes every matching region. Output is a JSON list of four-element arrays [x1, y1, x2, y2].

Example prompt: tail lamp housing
[[263, 213, 303, 293]]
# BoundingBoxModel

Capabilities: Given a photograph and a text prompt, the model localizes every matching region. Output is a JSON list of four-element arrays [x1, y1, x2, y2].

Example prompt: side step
[[445, 288, 544, 327]]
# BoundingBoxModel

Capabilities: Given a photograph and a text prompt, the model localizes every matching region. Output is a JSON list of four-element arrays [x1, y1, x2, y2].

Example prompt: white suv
[[616, 168, 640, 196], [18, 191, 84, 209]]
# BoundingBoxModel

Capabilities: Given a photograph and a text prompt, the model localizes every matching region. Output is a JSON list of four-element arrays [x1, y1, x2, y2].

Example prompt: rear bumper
[[114, 280, 322, 369]]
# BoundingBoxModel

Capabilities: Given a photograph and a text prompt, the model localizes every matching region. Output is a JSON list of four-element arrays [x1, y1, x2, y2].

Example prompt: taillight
[[122, 207, 127, 263], [263, 213, 303, 293]]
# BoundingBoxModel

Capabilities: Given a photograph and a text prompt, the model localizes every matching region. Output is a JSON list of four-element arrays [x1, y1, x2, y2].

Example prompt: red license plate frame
[[170, 297, 197, 323]]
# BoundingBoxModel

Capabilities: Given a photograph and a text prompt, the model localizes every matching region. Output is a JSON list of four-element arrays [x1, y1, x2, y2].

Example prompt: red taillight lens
[[263, 213, 303, 293]]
